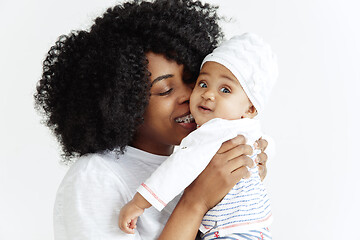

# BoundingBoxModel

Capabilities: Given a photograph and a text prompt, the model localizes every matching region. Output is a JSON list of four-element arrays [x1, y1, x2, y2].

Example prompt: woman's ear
[[243, 105, 258, 118]]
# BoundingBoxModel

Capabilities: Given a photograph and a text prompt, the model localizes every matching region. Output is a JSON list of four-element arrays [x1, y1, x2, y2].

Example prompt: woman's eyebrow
[[151, 74, 174, 87]]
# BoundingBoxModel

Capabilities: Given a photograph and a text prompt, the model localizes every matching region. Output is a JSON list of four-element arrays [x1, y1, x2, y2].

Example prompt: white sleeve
[[54, 161, 141, 240], [137, 133, 225, 211]]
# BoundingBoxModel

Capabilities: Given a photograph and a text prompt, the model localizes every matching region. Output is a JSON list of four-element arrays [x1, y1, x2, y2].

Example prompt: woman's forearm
[[158, 193, 206, 240]]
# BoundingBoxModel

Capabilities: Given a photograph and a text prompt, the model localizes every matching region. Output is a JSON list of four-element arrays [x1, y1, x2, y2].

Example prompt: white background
[[1, 0, 359, 239]]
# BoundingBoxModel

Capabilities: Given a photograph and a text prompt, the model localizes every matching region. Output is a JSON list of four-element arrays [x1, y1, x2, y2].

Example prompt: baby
[[119, 33, 278, 239]]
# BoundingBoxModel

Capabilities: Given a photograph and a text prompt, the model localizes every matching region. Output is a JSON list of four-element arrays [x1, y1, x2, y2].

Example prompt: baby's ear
[[244, 105, 258, 118]]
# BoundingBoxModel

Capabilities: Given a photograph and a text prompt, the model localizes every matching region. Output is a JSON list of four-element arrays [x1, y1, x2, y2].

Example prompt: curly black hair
[[34, 0, 223, 160]]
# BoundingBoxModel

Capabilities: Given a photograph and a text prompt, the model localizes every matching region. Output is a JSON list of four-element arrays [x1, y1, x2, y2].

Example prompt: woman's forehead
[[147, 53, 184, 77]]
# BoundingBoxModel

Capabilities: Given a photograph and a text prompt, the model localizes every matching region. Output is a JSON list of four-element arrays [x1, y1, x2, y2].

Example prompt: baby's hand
[[119, 200, 145, 234]]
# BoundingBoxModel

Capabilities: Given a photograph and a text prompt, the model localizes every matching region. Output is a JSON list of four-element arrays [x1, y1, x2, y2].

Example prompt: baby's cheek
[[189, 97, 197, 113], [219, 104, 242, 120]]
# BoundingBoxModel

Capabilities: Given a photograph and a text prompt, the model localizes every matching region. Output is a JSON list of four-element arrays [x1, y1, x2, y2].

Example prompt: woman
[[34, 0, 269, 239]]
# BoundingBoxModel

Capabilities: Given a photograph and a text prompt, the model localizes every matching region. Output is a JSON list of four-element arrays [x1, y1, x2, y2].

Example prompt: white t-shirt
[[54, 146, 181, 240]]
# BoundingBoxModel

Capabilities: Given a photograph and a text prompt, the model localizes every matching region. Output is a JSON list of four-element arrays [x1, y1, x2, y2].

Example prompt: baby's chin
[[194, 117, 213, 127]]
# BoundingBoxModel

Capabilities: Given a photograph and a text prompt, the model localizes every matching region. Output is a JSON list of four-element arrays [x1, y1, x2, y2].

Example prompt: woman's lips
[[175, 113, 194, 123], [178, 121, 197, 130], [175, 113, 197, 130]]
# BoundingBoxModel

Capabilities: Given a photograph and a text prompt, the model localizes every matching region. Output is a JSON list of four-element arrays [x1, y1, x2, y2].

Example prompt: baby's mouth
[[199, 105, 212, 111], [175, 114, 195, 123]]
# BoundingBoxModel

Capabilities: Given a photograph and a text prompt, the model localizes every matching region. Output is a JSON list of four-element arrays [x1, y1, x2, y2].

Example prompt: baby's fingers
[[119, 220, 136, 234], [129, 217, 138, 230]]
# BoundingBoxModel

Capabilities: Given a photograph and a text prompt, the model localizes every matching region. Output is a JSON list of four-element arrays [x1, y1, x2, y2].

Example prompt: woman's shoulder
[[63, 152, 119, 179], [57, 152, 134, 198], [56, 148, 165, 204], [54, 152, 137, 223], [53, 152, 141, 239]]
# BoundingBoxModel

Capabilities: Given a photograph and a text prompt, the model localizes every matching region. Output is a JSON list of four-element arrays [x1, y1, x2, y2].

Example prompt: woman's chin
[[177, 121, 197, 131], [171, 122, 197, 144]]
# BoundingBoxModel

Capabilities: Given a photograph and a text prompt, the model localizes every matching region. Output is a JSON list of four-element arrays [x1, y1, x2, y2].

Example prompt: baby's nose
[[202, 90, 215, 101]]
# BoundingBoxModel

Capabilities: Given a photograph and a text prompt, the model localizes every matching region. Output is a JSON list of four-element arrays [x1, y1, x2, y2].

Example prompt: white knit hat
[[201, 33, 278, 115]]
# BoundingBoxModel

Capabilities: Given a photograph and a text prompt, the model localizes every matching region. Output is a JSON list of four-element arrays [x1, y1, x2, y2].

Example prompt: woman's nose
[[177, 82, 193, 104]]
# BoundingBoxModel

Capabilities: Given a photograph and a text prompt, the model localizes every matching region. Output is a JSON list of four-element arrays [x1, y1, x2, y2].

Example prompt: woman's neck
[[129, 141, 174, 156]]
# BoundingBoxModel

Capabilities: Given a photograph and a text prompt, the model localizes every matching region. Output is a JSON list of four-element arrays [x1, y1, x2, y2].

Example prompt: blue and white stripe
[[200, 152, 272, 236], [202, 227, 272, 240]]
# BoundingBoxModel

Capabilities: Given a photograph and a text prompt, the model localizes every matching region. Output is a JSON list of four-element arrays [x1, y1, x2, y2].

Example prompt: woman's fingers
[[255, 137, 269, 181], [227, 156, 254, 185], [231, 166, 251, 181], [220, 144, 253, 161], [257, 152, 268, 165], [185, 136, 263, 211], [257, 152, 268, 181], [217, 135, 246, 154], [255, 138, 268, 152], [227, 155, 254, 173], [258, 164, 267, 181]]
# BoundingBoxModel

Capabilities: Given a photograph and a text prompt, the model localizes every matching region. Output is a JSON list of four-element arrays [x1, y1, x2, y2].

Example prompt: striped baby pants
[[201, 227, 272, 240]]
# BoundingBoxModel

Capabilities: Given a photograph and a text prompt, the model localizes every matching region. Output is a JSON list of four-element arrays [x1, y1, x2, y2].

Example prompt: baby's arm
[[118, 193, 151, 234]]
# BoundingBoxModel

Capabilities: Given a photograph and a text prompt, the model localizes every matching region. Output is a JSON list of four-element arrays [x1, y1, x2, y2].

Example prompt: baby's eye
[[220, 87, 231, 93], [199, 82, 207, 88]]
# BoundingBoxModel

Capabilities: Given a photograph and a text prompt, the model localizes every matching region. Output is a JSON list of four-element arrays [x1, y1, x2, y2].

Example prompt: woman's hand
[[255, 138, 268, 181], [184, 134, 255, 212], [158, 135, 254, 240]]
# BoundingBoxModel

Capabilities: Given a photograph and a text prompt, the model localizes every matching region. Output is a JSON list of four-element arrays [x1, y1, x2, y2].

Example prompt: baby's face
[[190, 61, 254, 126]]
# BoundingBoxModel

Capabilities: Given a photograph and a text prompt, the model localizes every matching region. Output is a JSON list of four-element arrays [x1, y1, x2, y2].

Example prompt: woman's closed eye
[[158, 88, 173, 96]]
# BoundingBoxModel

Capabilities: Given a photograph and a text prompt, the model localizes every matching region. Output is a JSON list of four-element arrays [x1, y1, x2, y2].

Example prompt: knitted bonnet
[[201, 33, 278, 115]]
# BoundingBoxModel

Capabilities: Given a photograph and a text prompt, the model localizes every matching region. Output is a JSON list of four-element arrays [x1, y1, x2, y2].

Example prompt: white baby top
[[137, 118, 272, 236], [54, 146, 181, 240]]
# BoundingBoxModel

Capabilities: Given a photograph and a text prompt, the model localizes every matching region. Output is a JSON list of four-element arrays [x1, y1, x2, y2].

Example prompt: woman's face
[[131, 52, 197, 156]]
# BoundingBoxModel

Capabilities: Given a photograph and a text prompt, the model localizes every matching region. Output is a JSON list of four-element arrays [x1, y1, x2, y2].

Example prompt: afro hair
[[34, 0, 223, 160]]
